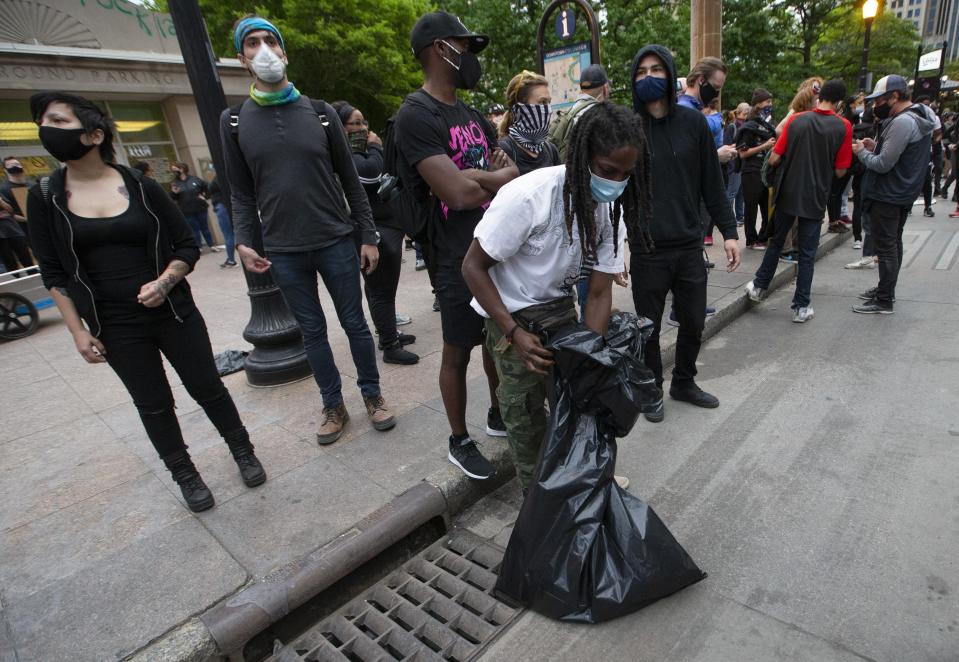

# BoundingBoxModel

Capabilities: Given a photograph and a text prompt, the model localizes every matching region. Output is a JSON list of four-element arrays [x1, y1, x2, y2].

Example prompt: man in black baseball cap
[[579, 64, 610, 97], [410, 11, 489, 57], [395, 11, 518, 481]]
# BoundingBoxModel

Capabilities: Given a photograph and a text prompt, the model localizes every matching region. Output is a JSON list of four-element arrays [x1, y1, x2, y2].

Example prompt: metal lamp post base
[[241, 267, 313, 387]]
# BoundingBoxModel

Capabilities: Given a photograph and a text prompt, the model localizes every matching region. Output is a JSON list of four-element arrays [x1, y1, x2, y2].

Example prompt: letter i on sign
[[555, 9, 576, 40]]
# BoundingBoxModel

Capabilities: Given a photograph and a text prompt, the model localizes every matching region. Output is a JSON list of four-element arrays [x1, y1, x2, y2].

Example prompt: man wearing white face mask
[[220, 15, 397, 444]]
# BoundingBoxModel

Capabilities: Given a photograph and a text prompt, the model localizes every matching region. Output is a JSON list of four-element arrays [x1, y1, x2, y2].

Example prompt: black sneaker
[[234, 452, 267, 487], [669, 382, 720, 408], [852, 298, 894, 314], [486, 407, 507, 437], [448, 436, 495, 479], [178, 474, 215, 512], [924, 207, 935, 217], [432, 296, 441, 312]]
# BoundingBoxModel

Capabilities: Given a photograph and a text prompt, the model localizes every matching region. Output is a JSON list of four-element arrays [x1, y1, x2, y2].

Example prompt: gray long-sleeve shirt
[[219, 96, 376, 252]]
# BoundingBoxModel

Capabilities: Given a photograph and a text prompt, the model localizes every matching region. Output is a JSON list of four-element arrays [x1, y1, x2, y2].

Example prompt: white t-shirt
[[471, 165, 626, 317]]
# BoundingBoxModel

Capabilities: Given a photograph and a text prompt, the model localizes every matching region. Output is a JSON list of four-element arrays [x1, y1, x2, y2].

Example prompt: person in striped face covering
[[497, 71, 560, 175]]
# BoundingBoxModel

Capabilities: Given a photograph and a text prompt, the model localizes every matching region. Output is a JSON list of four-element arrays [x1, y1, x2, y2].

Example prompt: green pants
[[485, 305, 576, 486]]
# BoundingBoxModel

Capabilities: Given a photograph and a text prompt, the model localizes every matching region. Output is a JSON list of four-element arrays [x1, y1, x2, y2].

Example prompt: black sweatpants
[[827, 172, 852, 223], [741, 171, 769, 246], [630, 247, 707, 388], [358, 225, 405, 347], [101, 309, 243, 458]]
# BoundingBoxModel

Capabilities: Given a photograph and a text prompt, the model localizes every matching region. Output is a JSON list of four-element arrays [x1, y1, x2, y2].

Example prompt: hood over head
[[631, 44, 677, 117], [907, 101, 938, 137]]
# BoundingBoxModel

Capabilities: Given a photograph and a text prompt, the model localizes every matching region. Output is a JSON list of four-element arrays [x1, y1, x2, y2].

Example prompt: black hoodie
[[630, 45, 737, 250]]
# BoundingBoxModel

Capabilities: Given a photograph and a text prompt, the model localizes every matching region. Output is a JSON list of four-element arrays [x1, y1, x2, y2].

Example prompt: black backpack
[[379, 90, 488, 242], [228, 96, 333, 145]]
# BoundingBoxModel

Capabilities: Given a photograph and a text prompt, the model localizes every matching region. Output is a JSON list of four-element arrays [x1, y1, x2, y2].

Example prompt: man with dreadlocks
[[462, 102, 653, 490], [630, 45, 741, 423]]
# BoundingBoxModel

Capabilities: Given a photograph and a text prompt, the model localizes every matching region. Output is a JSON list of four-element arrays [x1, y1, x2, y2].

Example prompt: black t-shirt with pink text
[[394, 90, 496, 259]]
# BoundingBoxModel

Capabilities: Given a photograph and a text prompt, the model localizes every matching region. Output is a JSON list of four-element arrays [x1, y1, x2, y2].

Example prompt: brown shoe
[[316, 404, 349, 445], [364, 395, 396, 431]]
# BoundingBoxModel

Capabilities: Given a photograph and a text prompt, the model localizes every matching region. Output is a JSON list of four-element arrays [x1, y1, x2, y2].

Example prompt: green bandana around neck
[[250, 82, 301, 106]]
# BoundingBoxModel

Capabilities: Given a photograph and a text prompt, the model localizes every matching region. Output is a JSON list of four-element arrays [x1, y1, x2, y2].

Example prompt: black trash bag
[[494, 312, 705, 623], [214, 349, 249, 377]]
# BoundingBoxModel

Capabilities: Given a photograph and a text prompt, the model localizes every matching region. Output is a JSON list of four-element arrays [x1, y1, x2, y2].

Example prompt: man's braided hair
[[563, 102, 654, 259]]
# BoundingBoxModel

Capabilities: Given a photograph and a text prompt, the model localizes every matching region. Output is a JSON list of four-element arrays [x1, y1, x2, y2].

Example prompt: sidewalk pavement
[[0, 222, 853, 661]]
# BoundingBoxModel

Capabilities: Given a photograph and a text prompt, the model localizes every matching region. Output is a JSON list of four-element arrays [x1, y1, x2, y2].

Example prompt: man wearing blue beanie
[[220, 15, 397, 442]]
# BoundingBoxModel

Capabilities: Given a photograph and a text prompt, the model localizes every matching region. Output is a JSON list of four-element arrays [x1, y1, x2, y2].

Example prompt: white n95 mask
[[250, 43, 286, 83]]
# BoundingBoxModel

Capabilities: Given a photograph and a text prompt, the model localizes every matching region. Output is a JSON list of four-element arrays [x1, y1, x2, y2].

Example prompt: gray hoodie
[[859, 103, 936, 207]]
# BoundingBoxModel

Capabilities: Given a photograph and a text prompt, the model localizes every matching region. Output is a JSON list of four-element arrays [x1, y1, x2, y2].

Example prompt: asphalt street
[[470, 211, 959, 662]]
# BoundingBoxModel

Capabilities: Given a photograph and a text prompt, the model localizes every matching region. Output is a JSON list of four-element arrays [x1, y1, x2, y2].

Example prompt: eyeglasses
[[345, 119, 369, 128]]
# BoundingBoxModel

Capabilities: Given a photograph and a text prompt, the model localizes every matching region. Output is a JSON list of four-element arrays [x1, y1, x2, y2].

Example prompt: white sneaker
[[792, 306, 814, 323], [744, 280, 766, 303], [852, 240, 863, 250], [395, 314, 412, 326], [614, 475, 630, 490], [844, 256, 877, 270]]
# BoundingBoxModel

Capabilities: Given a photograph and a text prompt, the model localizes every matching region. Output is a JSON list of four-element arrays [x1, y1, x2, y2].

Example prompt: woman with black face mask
[[25, 92, 266, 513], [332, 100, 419, 367], [736, 89, 777, 249]]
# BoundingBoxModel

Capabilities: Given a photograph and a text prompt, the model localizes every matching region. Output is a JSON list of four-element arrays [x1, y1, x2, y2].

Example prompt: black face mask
[[39, 126, 96, 162], [873, 102, 891, 121], [443, 43, 482, 90], [5, 166, 23, 175], [699, 80, 719, 106]]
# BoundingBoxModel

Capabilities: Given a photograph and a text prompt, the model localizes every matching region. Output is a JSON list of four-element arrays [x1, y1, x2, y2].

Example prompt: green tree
[[815, 3, 920, 92], [158, 0, 432, 130]]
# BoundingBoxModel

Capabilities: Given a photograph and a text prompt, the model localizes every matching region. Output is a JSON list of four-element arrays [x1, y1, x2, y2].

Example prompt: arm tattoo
[[118, 186, 130, 200], [154, 273, 177, 297], [153, 260, 190, 297]]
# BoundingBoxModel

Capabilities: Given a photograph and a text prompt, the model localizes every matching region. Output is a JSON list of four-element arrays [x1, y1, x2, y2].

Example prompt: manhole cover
[[268, 529, 523, 662]]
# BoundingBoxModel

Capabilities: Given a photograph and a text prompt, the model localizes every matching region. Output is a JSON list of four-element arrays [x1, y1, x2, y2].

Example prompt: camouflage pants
[[484, 305, 577, 486]]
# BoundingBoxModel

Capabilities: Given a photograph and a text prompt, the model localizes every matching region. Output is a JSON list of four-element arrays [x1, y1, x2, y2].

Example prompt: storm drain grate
[[267, 529, 523, 662]]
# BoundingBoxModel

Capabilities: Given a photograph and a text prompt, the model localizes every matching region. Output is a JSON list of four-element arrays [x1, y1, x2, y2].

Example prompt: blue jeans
[[268, 238, 380, 408], [753, 208, 821, 309], [213, 203, 235, 262], [185, 210, 216, 249], [726, 169, 743, 221]]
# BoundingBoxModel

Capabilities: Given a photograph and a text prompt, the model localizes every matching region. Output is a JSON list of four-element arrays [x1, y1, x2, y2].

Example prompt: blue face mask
[[634, 76, 668, 103], [589, 168, 629, 203], [760, 105, 773, 119]]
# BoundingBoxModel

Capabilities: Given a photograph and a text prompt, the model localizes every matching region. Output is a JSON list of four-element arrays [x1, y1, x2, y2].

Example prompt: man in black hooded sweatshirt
[[630, 45, 741, 422]]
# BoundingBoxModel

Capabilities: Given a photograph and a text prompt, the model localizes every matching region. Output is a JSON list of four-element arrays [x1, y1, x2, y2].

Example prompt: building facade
[[889, 0, 959, 60], [0, 0, 249, 195]]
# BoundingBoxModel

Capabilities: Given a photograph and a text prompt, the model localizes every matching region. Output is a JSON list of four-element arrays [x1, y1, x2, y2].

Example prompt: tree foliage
[[161, 0, 924, 126], [158, 0, 431, 130]]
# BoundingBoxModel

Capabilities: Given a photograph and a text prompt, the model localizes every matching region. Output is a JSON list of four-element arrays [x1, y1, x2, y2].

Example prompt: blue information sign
[[555, 8, 576, 40]]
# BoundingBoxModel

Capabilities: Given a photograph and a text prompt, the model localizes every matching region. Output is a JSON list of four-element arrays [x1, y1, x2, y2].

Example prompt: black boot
[[378, 331, 416, 350], [224, 429, 267, 488], [162, 451, 215, 512], [382, 341, 419, 365]]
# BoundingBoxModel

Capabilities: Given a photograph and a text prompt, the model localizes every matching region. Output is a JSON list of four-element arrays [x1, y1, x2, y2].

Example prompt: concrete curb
[[128, 229, 852, 662]]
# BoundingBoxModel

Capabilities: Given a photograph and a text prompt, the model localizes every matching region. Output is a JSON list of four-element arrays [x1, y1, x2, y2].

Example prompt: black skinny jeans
[[630, 247, 707, 389], [101, 309, 243, 458], [863, 200, 908, 305], [741, 171, 769, 245], [356, 225, 405, 347]]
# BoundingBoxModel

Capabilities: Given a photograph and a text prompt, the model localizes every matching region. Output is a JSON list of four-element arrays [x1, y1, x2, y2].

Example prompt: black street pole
[[168, 0, 312, 387], [858, 16, 874, 93]]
